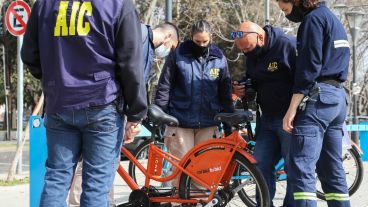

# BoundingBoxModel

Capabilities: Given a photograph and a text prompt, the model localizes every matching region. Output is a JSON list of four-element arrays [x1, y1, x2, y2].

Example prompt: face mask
[[191, 41, 209, 57], [243, 37, 264, 60], [155, 44, 171, 58], [286, 5, 304, 23]]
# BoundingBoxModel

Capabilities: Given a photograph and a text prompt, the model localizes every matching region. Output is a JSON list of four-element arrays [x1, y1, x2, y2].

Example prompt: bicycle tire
[[179, 152, 270, 207], [317, 146, 364, 200], [128, 139, 167, 187]]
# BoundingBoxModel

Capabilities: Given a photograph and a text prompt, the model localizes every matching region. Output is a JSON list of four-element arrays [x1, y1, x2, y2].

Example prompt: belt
[[316, 77, 343, 88]]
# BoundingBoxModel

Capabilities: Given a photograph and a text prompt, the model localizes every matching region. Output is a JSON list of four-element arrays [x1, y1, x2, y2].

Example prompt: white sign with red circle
[[5, 0, 31, 36]]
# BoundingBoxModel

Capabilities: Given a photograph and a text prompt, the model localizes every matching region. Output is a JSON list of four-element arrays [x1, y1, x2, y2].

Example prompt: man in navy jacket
[[21, 0, 146, 206], [233, 21, 296, 207]]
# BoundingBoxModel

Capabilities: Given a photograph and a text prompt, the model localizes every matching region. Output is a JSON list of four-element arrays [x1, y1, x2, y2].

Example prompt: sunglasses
[[230, 31, 258, 39]]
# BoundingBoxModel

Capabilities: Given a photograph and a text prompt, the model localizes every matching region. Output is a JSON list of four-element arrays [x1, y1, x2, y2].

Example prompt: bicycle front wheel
[[128, 139, 171, 188], [179, 152, 270, 207]]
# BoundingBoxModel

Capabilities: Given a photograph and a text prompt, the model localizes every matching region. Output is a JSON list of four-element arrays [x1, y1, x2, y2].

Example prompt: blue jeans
[[254, 114, 293, 207], [40, 104, 123, 207]]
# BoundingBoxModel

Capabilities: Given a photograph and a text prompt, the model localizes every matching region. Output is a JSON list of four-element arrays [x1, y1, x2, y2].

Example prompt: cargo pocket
[[316, 89, 340, 122], [292, 126, 317, 158]]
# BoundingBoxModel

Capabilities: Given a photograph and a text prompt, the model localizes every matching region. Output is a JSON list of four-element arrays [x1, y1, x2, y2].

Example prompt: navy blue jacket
[[141, 24, 155, 83], [246, 25, 296, 116], [293, 2, 350, 95], [155, 40, 234, 128], [21, 0, 147, 122]]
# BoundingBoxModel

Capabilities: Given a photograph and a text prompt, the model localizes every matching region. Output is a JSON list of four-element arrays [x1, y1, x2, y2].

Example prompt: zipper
[[199, 58, 205, 129]]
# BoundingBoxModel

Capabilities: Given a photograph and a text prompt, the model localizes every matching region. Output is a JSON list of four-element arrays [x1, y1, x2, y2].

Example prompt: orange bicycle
[[116, 105, 270, 207]]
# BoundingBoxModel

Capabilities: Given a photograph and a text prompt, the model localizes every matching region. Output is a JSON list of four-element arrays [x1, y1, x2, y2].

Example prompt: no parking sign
[[5, 0, 31, 36]]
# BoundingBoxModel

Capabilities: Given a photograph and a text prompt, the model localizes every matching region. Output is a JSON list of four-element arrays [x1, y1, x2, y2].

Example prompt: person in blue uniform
[[233, 21, 296, 207], [21, 0, 147, 206], [155, 20, 234, 187], [278, 0, 351, 206]]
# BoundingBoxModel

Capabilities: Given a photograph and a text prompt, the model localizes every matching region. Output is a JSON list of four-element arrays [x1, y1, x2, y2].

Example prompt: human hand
[[124, 122, 141, 144], [232, 81, 246, 98], [283, 108, 296, 133]]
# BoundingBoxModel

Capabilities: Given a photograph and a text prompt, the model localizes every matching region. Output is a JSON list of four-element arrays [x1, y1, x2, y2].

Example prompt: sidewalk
[[0, 141, 29, 173], [0, 141, 30, 207], [0, 181, 29, 207]]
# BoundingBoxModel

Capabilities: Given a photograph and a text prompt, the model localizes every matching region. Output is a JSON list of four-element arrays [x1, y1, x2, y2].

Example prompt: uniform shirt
[[21, 0, 147, 122], [246, 25, 296, 116], [293, 2, 350, 95], [141, 24, 155, 83]]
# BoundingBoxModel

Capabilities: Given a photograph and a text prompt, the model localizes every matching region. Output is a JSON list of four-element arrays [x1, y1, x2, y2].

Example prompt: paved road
[[0, 142, 29, 173]]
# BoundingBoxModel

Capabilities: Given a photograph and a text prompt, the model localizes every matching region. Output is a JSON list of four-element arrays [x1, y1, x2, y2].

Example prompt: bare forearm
[[283, 93, 305, 133], [288, 93, 305, 111]]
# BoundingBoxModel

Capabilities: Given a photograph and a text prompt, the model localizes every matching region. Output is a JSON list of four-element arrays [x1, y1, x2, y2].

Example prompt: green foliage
[[0, 0, 41, 110], [0, 177, 29, 186]]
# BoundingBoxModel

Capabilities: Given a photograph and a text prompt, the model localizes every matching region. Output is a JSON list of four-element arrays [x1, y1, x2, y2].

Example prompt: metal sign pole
[[165, 0, 172, 22], [265, 0, 270, 25], [16, 35, 23, 174], [2, 44, 10, 141]]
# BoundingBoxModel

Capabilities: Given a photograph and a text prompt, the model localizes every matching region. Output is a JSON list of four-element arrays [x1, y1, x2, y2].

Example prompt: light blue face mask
[[155, 44, 171, 58]]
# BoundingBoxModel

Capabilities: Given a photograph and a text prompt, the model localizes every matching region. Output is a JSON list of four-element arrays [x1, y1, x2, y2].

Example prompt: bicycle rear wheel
[[238, 146, 365, 205], [128, 139, 171, 188], [316, 146, 364, 200], [179, 152, 270, 207]]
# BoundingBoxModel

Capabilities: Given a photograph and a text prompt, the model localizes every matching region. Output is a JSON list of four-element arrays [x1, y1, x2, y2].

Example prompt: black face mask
[[243, 38, 265, 60], [286, 5, 304, 23], [191, 41, 209, 57]]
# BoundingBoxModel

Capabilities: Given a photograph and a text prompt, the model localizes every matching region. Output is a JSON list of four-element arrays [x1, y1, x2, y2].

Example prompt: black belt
[[316, 77, 343, 88]]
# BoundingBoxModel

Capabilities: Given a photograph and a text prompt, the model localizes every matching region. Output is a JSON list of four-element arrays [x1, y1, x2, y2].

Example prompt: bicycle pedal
[[203, 198, 218, 207]]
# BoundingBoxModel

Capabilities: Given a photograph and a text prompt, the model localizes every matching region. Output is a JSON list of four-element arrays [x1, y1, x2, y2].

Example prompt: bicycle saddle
[[214, 111, 253, 126], [148, 104, 179, 127]]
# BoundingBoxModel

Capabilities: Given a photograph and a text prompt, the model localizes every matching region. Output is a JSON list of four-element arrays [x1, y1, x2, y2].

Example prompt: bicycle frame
[[117, 129, 256, 204]]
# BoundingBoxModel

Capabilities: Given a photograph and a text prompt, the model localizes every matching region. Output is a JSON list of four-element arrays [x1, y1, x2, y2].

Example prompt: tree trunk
[[143, 0, 158, 24]]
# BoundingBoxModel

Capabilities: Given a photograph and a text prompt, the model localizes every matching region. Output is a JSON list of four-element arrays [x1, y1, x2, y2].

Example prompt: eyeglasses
[[230, 31, 258, 39]]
